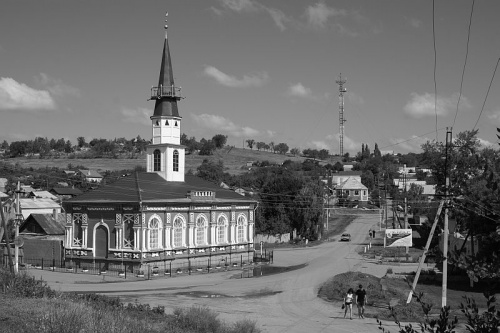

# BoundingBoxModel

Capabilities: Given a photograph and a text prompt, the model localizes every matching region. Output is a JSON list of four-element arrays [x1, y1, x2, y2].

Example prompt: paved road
[[33, 214, 410, 333]]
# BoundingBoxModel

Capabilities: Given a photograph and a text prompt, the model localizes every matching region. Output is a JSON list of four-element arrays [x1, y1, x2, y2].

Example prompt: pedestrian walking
[[343, 288, 354, 319], [355, 284, 367, 319], [368, 229, 372, 239]]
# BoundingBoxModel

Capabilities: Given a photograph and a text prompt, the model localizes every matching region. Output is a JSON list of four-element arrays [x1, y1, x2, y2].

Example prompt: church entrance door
[[95, 225, 108, 258]]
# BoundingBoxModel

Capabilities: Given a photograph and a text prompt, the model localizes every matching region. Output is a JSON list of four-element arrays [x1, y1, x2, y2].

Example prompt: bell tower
[[146, 13, 185, 182]]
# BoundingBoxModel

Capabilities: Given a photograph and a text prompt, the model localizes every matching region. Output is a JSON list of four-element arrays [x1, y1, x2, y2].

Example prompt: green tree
[[196, 159, 224, 183], [211, 134, 227, 149], [246, 139, 255, 150]]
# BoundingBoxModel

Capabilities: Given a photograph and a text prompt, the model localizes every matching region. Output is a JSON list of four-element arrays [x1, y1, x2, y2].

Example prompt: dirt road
[[36, 214, 403, 333]]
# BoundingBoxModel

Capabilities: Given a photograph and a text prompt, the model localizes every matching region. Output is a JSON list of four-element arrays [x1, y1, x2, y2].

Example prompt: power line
[[452, 0, 476, 128], [378, 127, 446, 151], [472, 57, 500, 130], [432, 0, 438, 141]]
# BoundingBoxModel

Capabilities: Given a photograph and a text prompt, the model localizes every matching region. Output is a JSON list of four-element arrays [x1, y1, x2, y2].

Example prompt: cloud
[[346, 91, 364, 104], [305, 3, 347, 29], [266, 130, 276, 137], [310, 133, 359, 154], [287, 83, 313, 98], [264, 7, 289, 31], [121, 107, 151, 126], [310, 140, 330, 150], [388, 135, 430, 152], [191, 113, 260, 137], [218, 0, 290, 31], [219, 0, 256, 12], [487, 110, 500, 121], [203, 66, 268, 88], [406, 17, 422, 28], [34, 73, 81, 98], [0, 77, 56, 111], [478, 137, 495, 148], [404, 93, 471, 119]]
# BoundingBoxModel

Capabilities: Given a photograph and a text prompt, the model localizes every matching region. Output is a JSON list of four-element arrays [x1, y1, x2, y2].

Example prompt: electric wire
[[452, 0, 475, 129], [432, 0, 438, 141], [472, 57, 500, 130]]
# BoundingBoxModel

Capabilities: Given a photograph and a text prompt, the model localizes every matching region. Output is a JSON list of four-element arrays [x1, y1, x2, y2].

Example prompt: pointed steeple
[[150, 13, 181, 117]]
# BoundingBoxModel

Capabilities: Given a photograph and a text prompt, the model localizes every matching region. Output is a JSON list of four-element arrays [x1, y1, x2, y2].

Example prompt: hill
[[1, 147, 310, 175]]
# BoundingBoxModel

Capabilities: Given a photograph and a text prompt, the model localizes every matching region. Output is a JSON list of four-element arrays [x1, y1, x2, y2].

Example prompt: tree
[[77, 136, 86, 148], [211, 134, 227, 149], [199, 139, 215, 155], [269, 141, 275, 153], [275, 143, 289, 155], [374, 143, 381, 158], [196, 159, 224, 183], [1, 140, 8, 150], [246, 139, 255, 150], [256, 142, 266, 151], [290, 148, 300, 156]]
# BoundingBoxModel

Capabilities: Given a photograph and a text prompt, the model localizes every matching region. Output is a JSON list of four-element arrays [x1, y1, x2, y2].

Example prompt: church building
[[62, 17, 257, 273]]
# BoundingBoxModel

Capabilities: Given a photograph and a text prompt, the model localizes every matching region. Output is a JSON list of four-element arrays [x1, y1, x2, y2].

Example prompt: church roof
[[153, 33, 180, 118], [65, 173, 255, 204]]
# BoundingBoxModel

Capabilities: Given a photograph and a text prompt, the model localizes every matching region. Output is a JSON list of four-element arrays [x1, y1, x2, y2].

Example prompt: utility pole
[[442, 127, 452, 307], [336, 74, 347, 157], [0, 199, 15, 273], [403, 165, 409, 254], [14, 181, 22, 273]]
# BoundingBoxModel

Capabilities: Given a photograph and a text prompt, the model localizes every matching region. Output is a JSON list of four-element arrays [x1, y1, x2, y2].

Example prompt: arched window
[[153, 149, 161, 171], [195, 215, 207, 245], [149, 218, 160, 249], [173, 150, 179, 172], [237, 215, 246, 243], [217, 215, 227, 244], [173, 217, 184, 247]]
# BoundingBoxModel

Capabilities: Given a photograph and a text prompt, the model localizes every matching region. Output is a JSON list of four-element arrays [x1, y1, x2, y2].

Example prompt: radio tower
[[336, 74, 347, 156]]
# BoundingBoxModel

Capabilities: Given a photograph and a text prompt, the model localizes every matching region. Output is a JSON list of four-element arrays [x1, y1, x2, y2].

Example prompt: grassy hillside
[[3, 147, 308, 175]]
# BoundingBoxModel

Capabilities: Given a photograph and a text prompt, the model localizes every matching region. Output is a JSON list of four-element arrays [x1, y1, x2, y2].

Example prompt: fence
[[19, 250, 273, 280]]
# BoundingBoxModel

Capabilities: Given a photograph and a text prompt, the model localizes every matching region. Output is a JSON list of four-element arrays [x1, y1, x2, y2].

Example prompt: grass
[[0, 270, 261, 333], [317, 271, 499, 322], [4, 146, 308, 175]]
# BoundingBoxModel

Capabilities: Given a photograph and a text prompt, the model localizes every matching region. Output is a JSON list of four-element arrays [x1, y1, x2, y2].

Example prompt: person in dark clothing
[[355, 284, 367, 318]]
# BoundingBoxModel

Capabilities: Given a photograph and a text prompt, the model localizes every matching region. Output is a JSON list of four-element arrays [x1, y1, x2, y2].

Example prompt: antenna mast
[[336, 74, 347, 156]]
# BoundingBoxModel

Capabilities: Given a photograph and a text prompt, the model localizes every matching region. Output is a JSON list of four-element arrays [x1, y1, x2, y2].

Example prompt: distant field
[[1, 147, 308, 175]]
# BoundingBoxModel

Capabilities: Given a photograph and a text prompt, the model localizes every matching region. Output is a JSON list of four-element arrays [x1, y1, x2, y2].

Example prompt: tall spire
[[150, 12, 181, 118]]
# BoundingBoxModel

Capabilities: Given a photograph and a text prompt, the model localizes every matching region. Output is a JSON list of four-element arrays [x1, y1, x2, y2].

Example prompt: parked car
[[340, 233, 351, 241]]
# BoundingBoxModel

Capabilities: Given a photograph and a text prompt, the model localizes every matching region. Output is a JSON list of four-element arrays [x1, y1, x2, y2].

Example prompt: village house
[[62, 21, 257, 273], [78, 170, 103, 183]]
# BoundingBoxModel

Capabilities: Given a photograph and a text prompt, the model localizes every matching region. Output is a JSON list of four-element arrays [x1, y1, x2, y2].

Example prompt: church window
[[123, 214, 134, 248], [175, 121, 178, 126], [165, 120, 169, 125], [195, 215, 207, 245], [355, 190, 359, 195], [149, 218, 160, 249], [173, 150, 179, 172], [73, 213, 83, 247], [153, 149, 161, 171], [237, 215, 246, 243], [155, 120, 160, 126], [217, 215, 227, 244], [173, 217, 184, 247]]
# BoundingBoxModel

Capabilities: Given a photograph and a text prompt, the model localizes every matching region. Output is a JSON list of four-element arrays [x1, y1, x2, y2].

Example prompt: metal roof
[[65, 173, 256, 204], [20, 213, 65, 235]]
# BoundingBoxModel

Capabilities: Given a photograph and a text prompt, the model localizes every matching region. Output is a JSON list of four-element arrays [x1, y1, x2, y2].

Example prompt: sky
[[2, 0, 500, 155]]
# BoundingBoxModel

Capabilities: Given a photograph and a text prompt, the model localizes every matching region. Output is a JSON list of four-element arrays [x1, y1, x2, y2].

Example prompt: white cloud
[[487, 110, 500, 121], [404, 93, 471, 119], [406, 17, 422, 28], [203, 66, 268, 88], [346, 91, 364, 104], [266, 130, 276, 137], [287, 82, 313, 98], [219, 0, 256, 12], [35, 73, 81, 98], [191, 113, 260, 137], [388, 135, 430, 152], [310, 140, 330, 150], [0, 77, 56, 111], [305, 3, 346, 29], [121, 107, 151, 126], [478, 137, 495, 148], [264, 7, 288, 31]]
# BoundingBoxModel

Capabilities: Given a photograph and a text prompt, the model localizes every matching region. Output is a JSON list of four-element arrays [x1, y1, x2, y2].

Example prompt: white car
[[340, 233, 351, 242]]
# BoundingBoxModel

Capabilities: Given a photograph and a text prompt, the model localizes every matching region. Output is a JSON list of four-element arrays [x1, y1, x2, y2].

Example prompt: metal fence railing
[[15, 251, 273, 281]]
